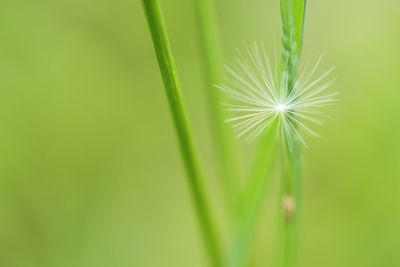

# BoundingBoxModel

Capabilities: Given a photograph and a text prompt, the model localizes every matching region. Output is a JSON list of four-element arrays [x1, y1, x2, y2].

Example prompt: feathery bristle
[[217, 42, 337, 147]]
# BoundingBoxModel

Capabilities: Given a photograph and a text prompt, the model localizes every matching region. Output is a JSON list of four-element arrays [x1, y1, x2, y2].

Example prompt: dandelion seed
[[217, 42, 337, 147]]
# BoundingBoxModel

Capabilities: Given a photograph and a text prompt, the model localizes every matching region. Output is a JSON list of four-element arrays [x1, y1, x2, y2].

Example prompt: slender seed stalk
[[142, 1, 222, 266], [193, 0, 238, 211], [278, 132, 301, 267], [279, 0, 307, 266], [278, 68, 302, 267]]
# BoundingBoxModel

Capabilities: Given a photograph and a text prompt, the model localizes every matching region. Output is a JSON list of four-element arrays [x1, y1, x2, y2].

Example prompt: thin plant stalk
[[278, 0, 307, 266], [278, 132, 302, 267], [193, 0, 238, 211], [142, 0, 222, 266], [226, 121, 279, 267]]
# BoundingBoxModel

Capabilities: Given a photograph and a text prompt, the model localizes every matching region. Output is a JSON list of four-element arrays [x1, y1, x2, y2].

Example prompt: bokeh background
[[1, 0, 400, 266]]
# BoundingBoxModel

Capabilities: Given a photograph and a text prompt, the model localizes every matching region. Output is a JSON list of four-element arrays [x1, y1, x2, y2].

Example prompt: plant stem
[[193, 0, 238, 211], [142, 1, 222, 266], [228, 126, 278, 267], [226, 120, 279, 267], [278, 1, 307, 266], [278, 133, 302, 267]]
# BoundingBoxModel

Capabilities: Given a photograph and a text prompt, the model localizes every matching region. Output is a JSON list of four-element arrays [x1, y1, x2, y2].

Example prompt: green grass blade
[[193, 0, 239, 211], [226, 121, 279, 267], [142, 1, 222, 266]]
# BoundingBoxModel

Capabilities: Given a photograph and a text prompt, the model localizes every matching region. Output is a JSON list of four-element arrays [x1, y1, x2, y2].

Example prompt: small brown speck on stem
[[283, 194, 296, 222]]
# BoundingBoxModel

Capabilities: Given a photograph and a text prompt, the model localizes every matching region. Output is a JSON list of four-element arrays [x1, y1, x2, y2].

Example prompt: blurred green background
[[1, 0, 400, 266]]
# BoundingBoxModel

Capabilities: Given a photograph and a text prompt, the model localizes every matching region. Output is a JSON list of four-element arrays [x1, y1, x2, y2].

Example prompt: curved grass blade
[[142, 1, 222, 266], [193, 0, 239, 213]]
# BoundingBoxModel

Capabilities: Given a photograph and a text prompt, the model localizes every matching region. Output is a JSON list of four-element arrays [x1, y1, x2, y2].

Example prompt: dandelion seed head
[[217, 41, 337, 147]]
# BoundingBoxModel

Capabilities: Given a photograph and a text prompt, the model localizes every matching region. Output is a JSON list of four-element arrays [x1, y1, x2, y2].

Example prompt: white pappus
[[216, 42, 337, 148]]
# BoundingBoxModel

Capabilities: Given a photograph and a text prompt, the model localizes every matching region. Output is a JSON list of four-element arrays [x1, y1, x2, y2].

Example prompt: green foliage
[[226, 1, 308, 266], [142, 1, 222, 266], [3, 0, 400, 267], [193, 0, 239, 215], [228, 120, 280, 267], [142, 0, 309, 267]]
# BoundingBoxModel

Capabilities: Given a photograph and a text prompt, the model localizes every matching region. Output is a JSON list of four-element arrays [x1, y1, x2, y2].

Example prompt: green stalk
[[280, 0, 306, 89], [193, 0, 238, 211], [142, 1, 222, 266], [226, 121, 279, 267], [278, 135, 302, 267], [278, 0, 307, 267]]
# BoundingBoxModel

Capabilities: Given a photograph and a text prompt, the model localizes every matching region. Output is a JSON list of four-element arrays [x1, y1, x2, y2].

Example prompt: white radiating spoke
[[217, 42, 336, 144]]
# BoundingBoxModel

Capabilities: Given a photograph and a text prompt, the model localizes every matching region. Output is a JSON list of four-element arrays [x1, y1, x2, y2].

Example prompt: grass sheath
[[142, 0, 222, 266], [193, 0, 239, 212]]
